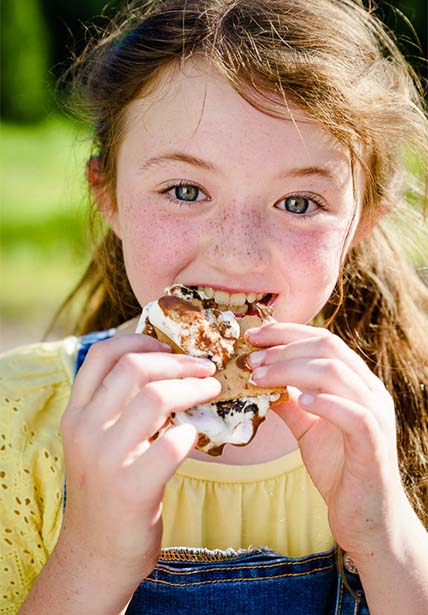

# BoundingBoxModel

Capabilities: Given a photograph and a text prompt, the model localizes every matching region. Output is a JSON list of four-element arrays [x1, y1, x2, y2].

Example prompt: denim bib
[[70, 332, 370, 614], [127, 546, 368, 614]]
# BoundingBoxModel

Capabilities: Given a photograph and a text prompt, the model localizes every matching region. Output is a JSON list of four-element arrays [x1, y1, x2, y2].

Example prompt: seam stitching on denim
[[337, 574, 344, 614], [155, 554, 335, 575], [146, 563, 336, 585], [158, 549, 335, 564]]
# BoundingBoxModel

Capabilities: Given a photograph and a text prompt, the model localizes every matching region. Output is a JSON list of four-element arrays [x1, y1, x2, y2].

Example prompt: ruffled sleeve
[[0, 338, 77, 613]]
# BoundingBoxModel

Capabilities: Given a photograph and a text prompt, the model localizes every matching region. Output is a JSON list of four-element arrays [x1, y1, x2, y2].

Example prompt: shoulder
[[0, 335, 80, 428], [1, 336, 78, 385], [0, 335, 80, 495]]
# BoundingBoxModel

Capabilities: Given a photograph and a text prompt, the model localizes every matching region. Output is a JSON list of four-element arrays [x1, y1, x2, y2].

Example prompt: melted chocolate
[[142, 321, 156, 338], [157, 295, 235, 367], [215, 398, 258, 419], [236, 353, 252, 372]]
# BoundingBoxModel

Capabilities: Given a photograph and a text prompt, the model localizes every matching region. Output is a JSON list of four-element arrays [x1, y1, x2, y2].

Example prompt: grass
[[1, 114, 92, 344]]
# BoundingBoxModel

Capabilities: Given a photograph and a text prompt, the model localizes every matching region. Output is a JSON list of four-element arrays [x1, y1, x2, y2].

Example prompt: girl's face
[[107, 60, 364, 324]]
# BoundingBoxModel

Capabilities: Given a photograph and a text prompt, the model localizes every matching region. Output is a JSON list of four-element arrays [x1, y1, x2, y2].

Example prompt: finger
[[128, 423, 198, 499], [103, 376, 221, 457], [296, 392, 385, 462], [69, 335, 172, 408], [251, 357, 369, 404], [247, 323, 382, 389], [272, 387, 320, 442], [85, 353, 216, 426], [245, 322, 324, 345], [247, 335, 380, 393], [247, 322, 384, 391]]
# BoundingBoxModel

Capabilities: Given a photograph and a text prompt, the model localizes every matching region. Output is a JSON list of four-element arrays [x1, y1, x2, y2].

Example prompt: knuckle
[[114, 352, 151, 385], [318, 334, 339, 355], [117, 352, 142, 373], [142, 382, 167, 409], [324, 359, 344, 381], [314, 326, 331, 339], [85, 338, 111, 362], [357, 411, 378, 439]]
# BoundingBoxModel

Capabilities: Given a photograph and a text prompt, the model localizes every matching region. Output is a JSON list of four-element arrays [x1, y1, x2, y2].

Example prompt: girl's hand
[[58, 334, 220, 591], [246, 323, 409, 561]]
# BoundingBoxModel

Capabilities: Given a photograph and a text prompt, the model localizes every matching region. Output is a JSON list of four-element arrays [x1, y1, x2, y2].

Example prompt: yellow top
[[0, 339, 334, 612]]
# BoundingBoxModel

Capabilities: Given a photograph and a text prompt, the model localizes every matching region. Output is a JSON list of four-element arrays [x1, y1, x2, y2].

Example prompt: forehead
[[118, 59, 351, 176]]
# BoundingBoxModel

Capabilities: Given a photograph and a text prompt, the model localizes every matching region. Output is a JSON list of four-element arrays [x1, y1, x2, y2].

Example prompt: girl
[[1, 0, 427, 613]]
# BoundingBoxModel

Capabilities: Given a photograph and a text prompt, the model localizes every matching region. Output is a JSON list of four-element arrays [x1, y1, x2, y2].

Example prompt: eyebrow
[[139, 151, 342, 184]]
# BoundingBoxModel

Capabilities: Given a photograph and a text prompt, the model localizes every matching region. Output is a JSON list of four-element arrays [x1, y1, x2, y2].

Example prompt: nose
[[203, 206, 271, 275]]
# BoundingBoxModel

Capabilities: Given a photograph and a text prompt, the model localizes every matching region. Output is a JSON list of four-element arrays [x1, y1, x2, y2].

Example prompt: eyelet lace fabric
[[0, 338, 77, 613]]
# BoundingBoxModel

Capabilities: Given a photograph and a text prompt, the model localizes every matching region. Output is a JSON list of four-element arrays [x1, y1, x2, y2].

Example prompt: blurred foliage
[[40, 0, 119, 82], [1, 0, 52, 122], [384, 0, 427, 81], [0, 1, 426, 123], [0, 116, 91, 341]]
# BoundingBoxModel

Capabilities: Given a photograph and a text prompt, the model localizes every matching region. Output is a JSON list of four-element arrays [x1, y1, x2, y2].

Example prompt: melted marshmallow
[[172, 393, 280, 454]]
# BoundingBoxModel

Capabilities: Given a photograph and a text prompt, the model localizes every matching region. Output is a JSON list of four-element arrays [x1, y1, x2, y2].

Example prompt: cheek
[[280, 225, 344, 276], [117, 196, 197, 299], [274, 225, 347, 322]]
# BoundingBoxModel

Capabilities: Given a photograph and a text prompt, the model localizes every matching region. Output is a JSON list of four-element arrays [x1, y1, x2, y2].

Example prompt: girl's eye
[[276, 195, 320, 215], [162, 183, 206, 203]]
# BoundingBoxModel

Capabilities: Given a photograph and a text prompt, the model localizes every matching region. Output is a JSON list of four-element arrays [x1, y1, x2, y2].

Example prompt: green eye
[[276, 195, 320, 215], [174, 185, 200, 201], [284, 197, 309, 214]]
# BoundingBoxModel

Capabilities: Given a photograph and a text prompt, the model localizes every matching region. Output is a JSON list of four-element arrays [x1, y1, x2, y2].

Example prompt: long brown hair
[[55, 0, 428, 522]]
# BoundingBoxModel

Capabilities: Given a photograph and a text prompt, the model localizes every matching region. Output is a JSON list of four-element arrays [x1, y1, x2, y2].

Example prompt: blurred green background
[[1, 0, 427, 350]]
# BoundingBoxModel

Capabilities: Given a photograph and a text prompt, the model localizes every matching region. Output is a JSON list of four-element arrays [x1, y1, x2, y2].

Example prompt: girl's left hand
[[246, 323, 410, 561]]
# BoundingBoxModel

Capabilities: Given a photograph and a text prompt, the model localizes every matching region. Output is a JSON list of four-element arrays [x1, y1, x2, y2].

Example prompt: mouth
[[168, 284, 277, 316]]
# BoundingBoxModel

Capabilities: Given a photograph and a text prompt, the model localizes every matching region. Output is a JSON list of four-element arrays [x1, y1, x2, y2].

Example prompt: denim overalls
[[69, 331, 370, 614]]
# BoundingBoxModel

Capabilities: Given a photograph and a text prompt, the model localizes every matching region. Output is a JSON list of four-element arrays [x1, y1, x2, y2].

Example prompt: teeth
[[199, 286, 267, 308], [216, 304, 248, 315], [233, 305, 248, 315], [203, 287, 215, 299], [229, 292, 246, 306], [213, 290, 229, 305]]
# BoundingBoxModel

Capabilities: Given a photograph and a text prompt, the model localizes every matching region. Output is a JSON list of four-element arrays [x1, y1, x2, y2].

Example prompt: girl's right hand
[[57, 334, 220, 591]]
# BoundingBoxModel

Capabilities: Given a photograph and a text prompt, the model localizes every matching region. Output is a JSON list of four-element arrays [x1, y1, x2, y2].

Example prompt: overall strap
[[63, 329, 116, 512], [74, 329, 117, 376]]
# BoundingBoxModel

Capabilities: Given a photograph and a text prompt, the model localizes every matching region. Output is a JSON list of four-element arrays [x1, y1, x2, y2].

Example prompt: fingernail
[[300, 393, 315, 406], [198, 358, 216, 369], [248, 350, 266, 366], [245, 328, 259, 338], [251, 365, 268, 381]]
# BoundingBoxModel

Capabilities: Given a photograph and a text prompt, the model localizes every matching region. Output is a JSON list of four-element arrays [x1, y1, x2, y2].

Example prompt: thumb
[[272, 387, 319, 442]]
